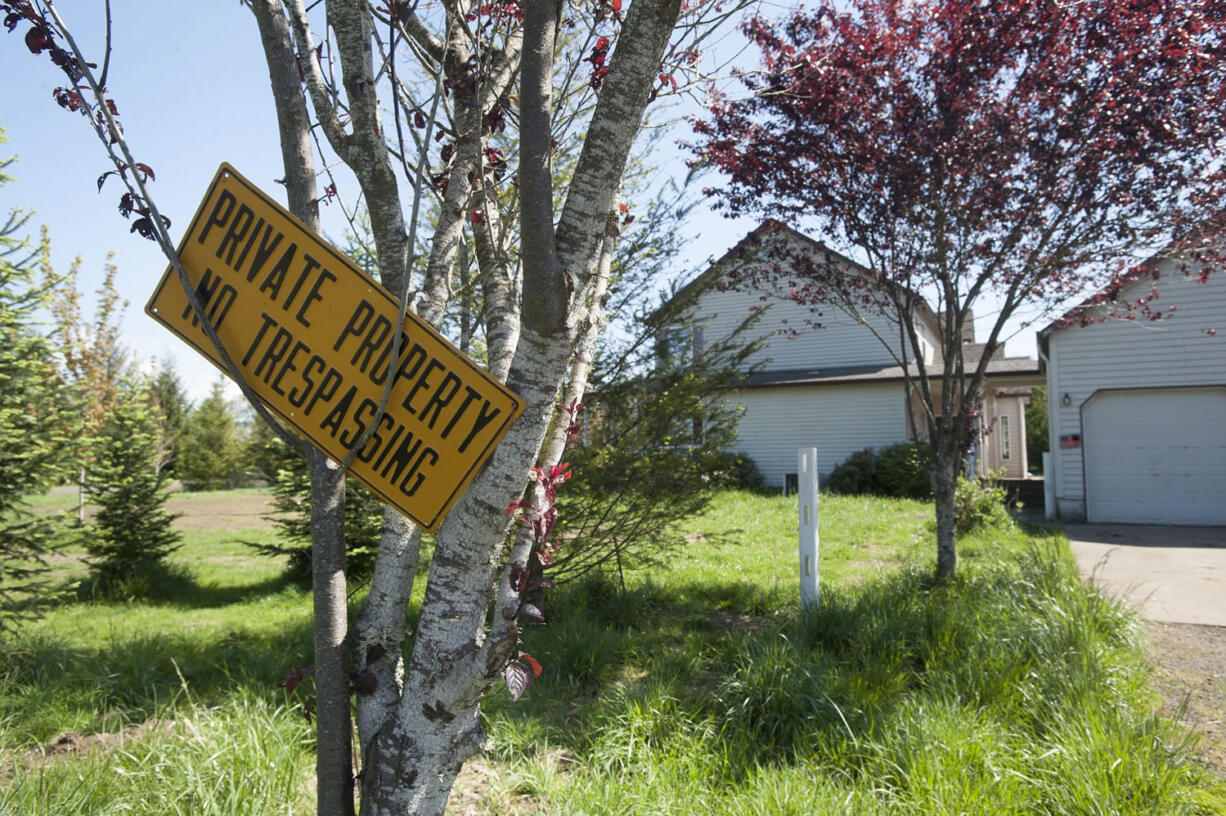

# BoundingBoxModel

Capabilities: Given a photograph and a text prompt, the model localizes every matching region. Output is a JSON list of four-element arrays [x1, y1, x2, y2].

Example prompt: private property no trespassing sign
[[146, 163, 523, 531]]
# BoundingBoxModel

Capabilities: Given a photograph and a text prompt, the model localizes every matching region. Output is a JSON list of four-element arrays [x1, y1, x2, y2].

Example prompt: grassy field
[[2, 488, 1223, 814]]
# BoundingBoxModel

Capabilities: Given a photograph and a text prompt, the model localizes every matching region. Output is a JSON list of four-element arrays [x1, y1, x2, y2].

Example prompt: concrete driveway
[[1063, 524, 1226, 627]]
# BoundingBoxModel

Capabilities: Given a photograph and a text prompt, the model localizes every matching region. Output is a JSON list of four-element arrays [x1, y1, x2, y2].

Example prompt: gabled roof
[[1035, 230, 1224, 355], [653, 220, 941, 329], [1035, 262, 1164, 356]]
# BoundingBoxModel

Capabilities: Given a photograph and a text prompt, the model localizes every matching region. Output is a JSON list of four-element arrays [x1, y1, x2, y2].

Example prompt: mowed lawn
[[2, 488, 1223, 815]]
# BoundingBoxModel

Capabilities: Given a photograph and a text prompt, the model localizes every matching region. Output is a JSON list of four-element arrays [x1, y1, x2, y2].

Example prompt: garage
[[1083, 387, 1226, 525]]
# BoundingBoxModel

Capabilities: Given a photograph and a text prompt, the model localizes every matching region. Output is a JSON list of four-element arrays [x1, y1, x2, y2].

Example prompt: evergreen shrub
[[824, 448, 877, 495], [873, 442, 932, 499]]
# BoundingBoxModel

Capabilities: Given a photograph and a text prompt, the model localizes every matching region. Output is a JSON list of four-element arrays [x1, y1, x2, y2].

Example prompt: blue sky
[[0, 4, 767, 403], [1, 4, 367, 401], [0, 3, 1041, 403]]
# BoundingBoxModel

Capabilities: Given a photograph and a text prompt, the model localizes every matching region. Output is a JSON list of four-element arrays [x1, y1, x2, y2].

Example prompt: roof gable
[[655, 220, 941, 333]]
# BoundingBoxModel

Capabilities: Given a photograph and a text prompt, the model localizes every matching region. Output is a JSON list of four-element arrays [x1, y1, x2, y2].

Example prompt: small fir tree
[[247, 427, 382, 581], [150, 360, 191, 476], [0, 152, 78, 627], [85, 381, 181, 590], [42, 246, 128, 522], [176, 379, 247, 490]]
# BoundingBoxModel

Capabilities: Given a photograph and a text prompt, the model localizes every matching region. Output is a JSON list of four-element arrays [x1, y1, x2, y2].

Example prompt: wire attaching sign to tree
[[147, 163, 524, 531]]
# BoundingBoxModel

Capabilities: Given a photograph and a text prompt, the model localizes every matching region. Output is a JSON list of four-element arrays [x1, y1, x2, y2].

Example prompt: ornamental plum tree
[[692, 0, 1226, 578]]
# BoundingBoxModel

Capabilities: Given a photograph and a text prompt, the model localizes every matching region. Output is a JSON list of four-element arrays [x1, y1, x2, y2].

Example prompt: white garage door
[[1083, 387, 1226, 525]]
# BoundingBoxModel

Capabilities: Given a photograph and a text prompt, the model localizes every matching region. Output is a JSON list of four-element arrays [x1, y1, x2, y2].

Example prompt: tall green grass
[[481, 495, 1224, 815], [2, 488, 1222, 814], [1, 691, 314, 815]]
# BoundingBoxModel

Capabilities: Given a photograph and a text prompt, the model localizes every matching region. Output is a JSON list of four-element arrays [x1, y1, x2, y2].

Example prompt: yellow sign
[[147, 164, 524, 531]]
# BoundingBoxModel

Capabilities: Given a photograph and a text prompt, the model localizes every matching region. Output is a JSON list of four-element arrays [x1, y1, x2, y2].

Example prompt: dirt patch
[[38, 488, 286, 532], [844, 558, 897, 577], [166, 491, 285, 532], [709, 610, 761, 633], [445, 752, 574, 815], [1, 720, 175, 779], [1146, 621, 1226, 778]]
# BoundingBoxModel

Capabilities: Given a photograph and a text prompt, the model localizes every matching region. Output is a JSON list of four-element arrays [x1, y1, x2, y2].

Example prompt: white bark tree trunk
[[255, 1, 683, 813]]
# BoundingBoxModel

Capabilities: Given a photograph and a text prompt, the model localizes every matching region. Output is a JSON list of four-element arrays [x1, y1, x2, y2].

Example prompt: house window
[[999, 414, 1011, 460], [660, 325, 703, 368]]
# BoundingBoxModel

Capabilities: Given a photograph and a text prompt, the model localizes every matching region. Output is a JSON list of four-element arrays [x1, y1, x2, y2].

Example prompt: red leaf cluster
[[484, 92, 514, 135], [5, 2, 171, 242], [587, 36, 611, 91], [377, 1, 413, 24], [318, 182, 338, 206], [501, 399, 583, 700], [466, 1, 524, 23], [277, 664, 315, 694]]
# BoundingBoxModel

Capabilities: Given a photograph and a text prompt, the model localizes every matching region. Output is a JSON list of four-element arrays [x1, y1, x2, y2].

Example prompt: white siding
[[687, 285, 907, 372], [725, 382, 908, 487], [1047, 263, 1226, 520]]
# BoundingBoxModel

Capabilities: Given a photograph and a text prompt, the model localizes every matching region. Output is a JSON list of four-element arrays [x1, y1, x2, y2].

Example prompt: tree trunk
[[932, 447, 958, 580], [310, 451, 354, 816], [264, 2, 682, 813]]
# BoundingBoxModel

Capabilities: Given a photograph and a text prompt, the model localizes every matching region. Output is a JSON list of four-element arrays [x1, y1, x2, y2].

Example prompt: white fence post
[[798, 447, 819, 606]]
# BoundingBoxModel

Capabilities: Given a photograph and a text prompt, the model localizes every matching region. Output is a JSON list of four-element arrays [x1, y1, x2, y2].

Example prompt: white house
[[1038, 257, 1226, 525], [662, 223, 1042, 489]]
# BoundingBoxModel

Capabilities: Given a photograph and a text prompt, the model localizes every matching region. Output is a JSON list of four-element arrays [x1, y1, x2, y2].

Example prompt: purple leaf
[[509, 561, 528, 592], [519, 603, 546, 624], [504, 660, 531, 702], [277, 664, 314, 693]]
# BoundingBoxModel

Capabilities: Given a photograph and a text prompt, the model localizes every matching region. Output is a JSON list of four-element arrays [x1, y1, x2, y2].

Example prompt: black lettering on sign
[[233, 216, 266, 274], [420, 372, 462, 430], [394, 344, 428, 394], [351, 313, 393, 375], [458, 400, 502, 454], [259, 243, 298, 302], [339, 397, 379, 449], [241, 313, 279, 367], [215, 203, 255, 266], [197, 189, 236, 246], [296, 267, 335, 327], [320, 385, 359, 441], [370, 424, 405, 472], [369, 330, 410, 386], [253, 326, 295, 386], [288, 354, 327, 409], [303, 366, 344, 417], [282, 254, 321, 316], [357, 412, 396, 464], [403, 358, 446, 416], [400, 447, 438, 497], [335, 300, 375, 352], [380, 430, 424, 484], [270, 340, 311, 398], [179, 267, 237, 330], [440, 386, 481, 441], [241, 222, 284, 283]]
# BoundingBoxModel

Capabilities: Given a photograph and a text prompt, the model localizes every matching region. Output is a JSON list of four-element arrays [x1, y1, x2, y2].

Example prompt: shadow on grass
[[72, 561, 307, 610], [0, 611, 318, 746]]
